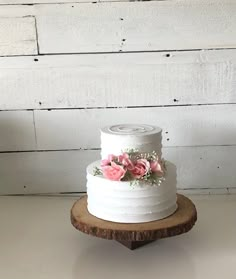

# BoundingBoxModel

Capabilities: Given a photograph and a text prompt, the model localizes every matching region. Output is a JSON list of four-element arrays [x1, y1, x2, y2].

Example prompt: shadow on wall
[[0, 111, 36, 152], [0, 111, 35, 195]]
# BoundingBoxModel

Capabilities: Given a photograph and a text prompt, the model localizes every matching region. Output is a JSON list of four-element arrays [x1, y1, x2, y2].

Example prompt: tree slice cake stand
[[71, 194, 197, 250]]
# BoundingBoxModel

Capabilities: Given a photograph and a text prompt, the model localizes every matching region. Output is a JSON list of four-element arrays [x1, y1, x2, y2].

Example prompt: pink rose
[[118, 152, 129, 162], [108, 154, 116, 162], [150, 160, 164, 176], [101, 154, 116, 167], [118, 153, 134, 170], [101, 159, 110, 167], [131, 159, 150, 179], [102, 162, 126, 181]]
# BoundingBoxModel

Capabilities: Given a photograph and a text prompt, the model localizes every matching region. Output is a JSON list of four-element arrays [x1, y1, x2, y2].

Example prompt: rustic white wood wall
[[0, 0, 236, 195]]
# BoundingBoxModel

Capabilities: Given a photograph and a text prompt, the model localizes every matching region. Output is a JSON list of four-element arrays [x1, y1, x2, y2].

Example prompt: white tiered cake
[[86, 124, 177, 223]]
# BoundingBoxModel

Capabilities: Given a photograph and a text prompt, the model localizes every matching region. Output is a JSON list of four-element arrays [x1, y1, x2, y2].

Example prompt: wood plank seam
[[1, 143, 236, 154], [2, 47, 236, 58], [0, 1, 99, 6], [34, 16, 40, 54], [34, 47, 236, 56], [0, 148, 100, 153], [32, 111, 38, 150], [1, 103, 236, 112], [0, 0, 173, 5]]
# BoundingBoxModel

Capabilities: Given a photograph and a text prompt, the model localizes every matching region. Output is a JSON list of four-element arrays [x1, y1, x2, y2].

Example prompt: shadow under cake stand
[[71, 194, 197, 250]]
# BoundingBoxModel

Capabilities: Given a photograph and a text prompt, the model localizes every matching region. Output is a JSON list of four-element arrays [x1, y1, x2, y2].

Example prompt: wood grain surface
[[71, 194, 197, 241], [35, 1, 236, 53], [1, 49, 236, 110], [0, 16, 37, 56]]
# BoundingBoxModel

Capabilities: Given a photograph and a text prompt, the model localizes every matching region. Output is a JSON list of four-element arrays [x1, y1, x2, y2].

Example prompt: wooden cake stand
[[71, 194, 197, 250]]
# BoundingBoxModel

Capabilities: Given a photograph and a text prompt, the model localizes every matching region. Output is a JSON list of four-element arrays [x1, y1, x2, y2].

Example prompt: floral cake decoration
[[94, 149, 166, 186]]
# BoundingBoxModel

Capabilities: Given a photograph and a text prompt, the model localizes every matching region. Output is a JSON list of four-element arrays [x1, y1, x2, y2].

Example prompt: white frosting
[[86, 124, 177, 223], [87, 161, 177, 223], [101, 124, 162, 159]]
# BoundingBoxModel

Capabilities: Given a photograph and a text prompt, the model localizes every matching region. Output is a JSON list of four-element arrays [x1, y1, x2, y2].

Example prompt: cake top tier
[[102, 124, 161, 136], [101, 124, 162, 159]]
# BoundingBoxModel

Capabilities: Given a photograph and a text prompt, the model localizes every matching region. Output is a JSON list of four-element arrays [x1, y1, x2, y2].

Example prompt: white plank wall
[[36, 1, 236, 53], [35, 1, 236, 54], [0, 0, 236, 194], [34, 105, 236, 150], [1, 104, 235, 151], [1, 50, 236, 110], [0, 146, 236, 194], [0, 16, 37, 56], [0, 150, 98, 194], [1, 1, 236, 55]]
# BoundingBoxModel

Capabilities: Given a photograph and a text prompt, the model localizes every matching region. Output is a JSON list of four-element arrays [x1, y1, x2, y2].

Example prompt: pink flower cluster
[[101, 152, 164, 181]]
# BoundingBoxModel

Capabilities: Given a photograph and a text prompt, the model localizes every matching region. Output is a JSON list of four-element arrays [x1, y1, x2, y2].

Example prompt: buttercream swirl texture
[[87, 161, 177, 223], [86, 124, 178, 223], [101, 124, 162, 158]]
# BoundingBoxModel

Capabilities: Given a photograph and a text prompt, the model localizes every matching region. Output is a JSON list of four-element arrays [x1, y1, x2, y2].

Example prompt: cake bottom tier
[[86, 160, 178, 223]]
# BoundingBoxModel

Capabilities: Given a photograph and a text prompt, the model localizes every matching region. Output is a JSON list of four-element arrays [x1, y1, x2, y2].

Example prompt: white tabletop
[[0, 194, 235, 279]]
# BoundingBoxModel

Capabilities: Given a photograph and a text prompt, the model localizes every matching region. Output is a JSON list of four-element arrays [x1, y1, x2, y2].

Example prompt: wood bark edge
[[71, 195, 197, 241]]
